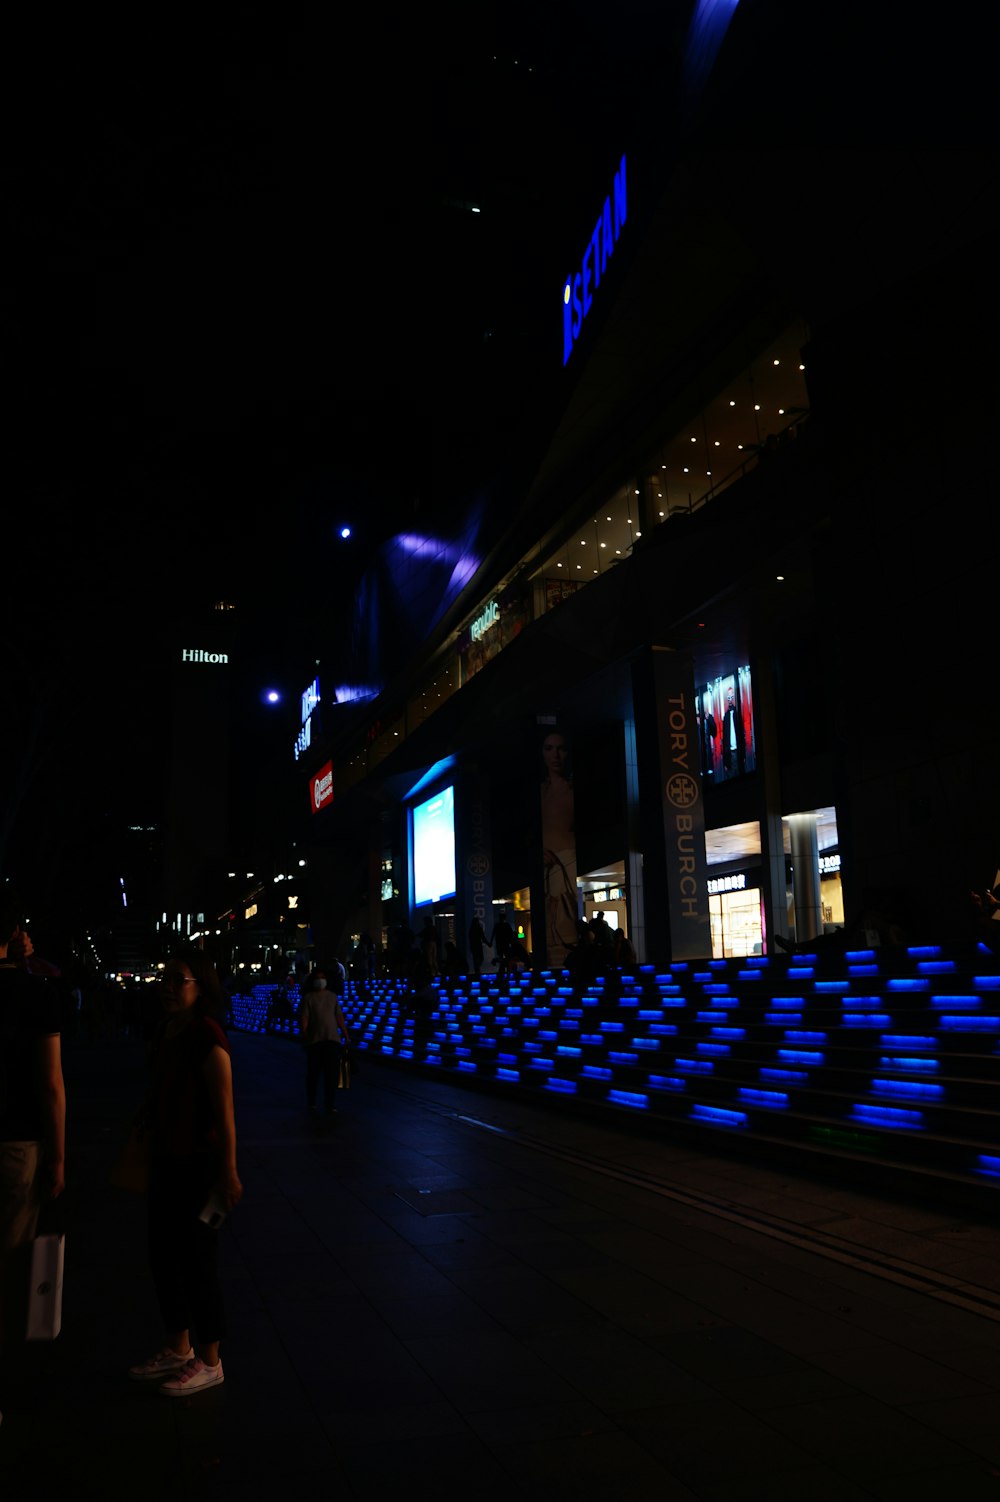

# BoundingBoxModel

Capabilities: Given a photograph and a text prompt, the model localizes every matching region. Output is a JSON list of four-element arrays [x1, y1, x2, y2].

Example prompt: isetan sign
[[310, 761, 333, 814], [295, 676, 320, 763], [562, 153, 627, 366]]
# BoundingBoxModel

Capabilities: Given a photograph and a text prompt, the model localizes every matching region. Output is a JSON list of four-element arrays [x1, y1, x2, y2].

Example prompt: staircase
[[229, 940, 1000, 1205]]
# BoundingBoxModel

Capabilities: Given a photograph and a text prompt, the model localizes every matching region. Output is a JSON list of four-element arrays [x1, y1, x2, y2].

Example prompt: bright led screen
[[412, 785, 456, 906]]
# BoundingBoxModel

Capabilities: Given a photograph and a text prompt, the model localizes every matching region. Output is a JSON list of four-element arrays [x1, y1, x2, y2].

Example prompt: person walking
[[298, 970, 351, 1115], [613, 927, 637, 971], [0, 890, 66, 1422], [468, 916, 488, 976], [490, 910, 516, 977], [419, 917, 440, 977], [128, 950, 241, 1397]]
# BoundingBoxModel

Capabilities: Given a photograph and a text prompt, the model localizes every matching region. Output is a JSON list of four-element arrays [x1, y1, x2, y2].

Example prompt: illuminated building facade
[[294, 5, 997, 969]]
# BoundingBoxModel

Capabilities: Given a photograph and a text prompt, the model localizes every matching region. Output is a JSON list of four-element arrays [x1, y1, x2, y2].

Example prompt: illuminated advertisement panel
[[697, 665, 756, 784], [412, 785, 456, 906], [310, 761, 333, 814]]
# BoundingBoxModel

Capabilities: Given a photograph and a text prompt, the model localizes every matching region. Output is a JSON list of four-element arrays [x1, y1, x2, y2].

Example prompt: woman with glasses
[[127, 950, 242, 1396]]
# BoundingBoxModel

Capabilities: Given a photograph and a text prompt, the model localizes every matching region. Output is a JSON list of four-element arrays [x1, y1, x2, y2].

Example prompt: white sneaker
[[128, 1346, 194, 1381], [159, 1357, 224, 1397]]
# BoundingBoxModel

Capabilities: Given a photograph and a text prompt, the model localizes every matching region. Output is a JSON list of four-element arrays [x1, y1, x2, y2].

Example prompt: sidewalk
[[5, 1028, 1000, 1499]]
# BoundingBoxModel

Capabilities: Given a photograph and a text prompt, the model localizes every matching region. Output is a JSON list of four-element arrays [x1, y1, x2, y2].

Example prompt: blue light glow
[[872, 1079, 945, 1101], [608, 1089, 648, 1109], [737, 1088, 789, 1108], [691, 1104, 747, 1129], [851, 1104, 925, 1129]]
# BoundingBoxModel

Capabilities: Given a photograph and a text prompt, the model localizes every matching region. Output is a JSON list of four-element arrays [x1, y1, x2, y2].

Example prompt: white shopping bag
[[26, 1232, 64, 1340]]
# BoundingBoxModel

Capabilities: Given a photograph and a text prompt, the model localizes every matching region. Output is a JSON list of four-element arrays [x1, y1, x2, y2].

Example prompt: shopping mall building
[[290, 12, 997, 972]]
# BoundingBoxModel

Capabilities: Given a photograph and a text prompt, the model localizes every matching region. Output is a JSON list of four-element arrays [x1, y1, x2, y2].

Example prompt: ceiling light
[[773, 358, 780, 366]]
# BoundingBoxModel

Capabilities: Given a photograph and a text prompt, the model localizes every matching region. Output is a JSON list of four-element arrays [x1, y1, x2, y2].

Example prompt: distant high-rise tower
[[161, 600, 239, 929]]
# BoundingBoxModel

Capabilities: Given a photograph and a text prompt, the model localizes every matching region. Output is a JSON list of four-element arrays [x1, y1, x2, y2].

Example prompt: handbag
[[110, 1117, 151, 1193], [27, 1231, 65, 1340]]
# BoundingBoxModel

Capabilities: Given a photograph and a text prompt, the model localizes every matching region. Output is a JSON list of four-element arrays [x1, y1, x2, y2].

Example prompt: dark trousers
[[147, 1155, 226, 1345], [306, 1041, 341, 1111]]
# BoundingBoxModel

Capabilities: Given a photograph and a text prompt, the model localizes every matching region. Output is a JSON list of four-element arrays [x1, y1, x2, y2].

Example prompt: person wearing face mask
[[297, 969, 351, 1117]]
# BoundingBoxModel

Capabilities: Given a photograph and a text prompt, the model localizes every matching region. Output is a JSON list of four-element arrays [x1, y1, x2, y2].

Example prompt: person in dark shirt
[[490, 911, 516, 976], [127, 950, 242, 1397], [0, 891, 66, 1414]]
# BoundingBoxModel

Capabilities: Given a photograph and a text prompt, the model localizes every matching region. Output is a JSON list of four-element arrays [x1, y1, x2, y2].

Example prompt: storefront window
[[710, 885, 764, 958]]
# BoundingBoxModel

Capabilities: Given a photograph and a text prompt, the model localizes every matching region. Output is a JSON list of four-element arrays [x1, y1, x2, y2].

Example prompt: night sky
[[3, 6, 692, 930]]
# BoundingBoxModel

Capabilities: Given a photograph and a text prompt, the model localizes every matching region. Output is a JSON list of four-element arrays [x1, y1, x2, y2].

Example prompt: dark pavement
[[4, 1027, 1000, 1499]]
